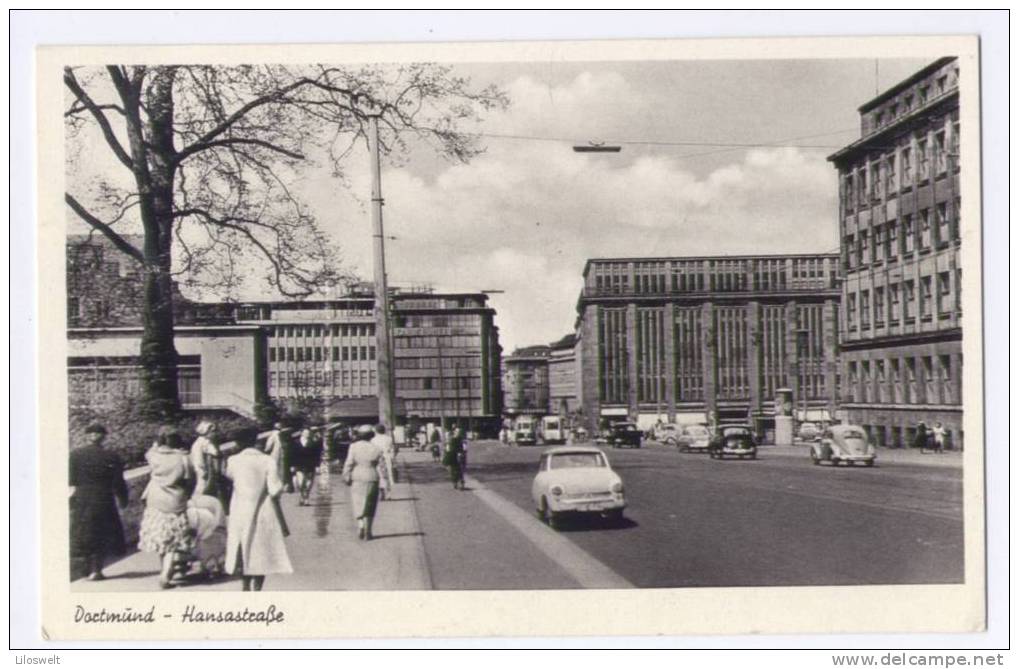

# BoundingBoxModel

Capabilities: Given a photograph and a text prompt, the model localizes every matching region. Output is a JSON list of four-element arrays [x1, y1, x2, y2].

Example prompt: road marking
[[463, 475, 634, 590]]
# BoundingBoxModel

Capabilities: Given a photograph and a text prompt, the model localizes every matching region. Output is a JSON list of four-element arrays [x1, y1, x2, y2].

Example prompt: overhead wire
[[469, 127, 860, 152]]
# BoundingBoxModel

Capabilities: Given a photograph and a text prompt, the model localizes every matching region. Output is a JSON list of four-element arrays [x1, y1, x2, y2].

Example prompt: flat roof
[[858, 57, 957, 113], [583, 253, 838, 277]]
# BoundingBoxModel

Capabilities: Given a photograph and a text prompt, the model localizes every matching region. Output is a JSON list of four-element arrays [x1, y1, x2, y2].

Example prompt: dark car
[[608, 422, 642, 449], [707, 424, 757, 460]]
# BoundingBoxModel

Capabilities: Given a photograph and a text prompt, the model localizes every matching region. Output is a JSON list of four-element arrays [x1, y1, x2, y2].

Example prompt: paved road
[[419, 440, 964, 588]]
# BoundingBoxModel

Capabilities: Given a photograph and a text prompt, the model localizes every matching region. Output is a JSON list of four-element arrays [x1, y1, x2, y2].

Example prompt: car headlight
[[611, 481, 624, 493], [550, 485, 564, 496]]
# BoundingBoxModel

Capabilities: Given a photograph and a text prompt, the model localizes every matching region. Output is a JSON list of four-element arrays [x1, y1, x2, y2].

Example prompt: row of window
[[271, 323, 376, 339], [845, 197, 960, 268], [393, 314, 480, 328], [591, 258, 836, 296], [395, 377, 480, 391], [868, 68, 957, 132], [394, 356, 482, 370], [845, 270, 959, 331], [395, 335, 480, 349], [403, 398, 484, 414], [844, 119, 959, 208], [268, 369, 376, 390], [845, 354, 958, 406], [269, 345, 376, 363]]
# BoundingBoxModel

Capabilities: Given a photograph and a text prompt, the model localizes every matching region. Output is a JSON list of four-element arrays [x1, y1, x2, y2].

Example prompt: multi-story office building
[[576, 254, 841, 438], [502, 345, 551, 416], [828, 57, 962, 449], [547, 333, 580, 417], [66, 237, 503, 430], [232, 288, 503, 431]]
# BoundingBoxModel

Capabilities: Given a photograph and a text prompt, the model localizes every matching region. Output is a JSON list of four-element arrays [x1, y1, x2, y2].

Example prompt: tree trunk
[[133, 68, 181, 421]]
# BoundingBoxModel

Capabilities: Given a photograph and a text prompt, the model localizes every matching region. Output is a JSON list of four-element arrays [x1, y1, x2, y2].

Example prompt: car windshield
[[840, 429, 866, 439], [615, 424, 638, 432], [802, 423, 817, 430], [721, 427, 751, 437], [550, 452, 606, 469], [686, 426, 709, 437]]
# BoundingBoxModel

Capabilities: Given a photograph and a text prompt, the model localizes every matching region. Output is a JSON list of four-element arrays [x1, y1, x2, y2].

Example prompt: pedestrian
[[913, 422, 929, 453], [429, 427, 442, 463], [265, 421, 289, 490], [224, 427, 292, 592], [372, 424, 396, 500], [342, 424, 384, 541], [189, 420, 221, 499], [291, 428, 322, 506], [69, 423, 129, 581], [443, 424, 467, 490], [139, 426, 196, 589], [930, 422, 947, 454]]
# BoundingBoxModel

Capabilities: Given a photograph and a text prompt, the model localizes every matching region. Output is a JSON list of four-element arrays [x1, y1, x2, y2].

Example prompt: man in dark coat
[[69, 424, 129, 581], [442, 424, 467, 490]]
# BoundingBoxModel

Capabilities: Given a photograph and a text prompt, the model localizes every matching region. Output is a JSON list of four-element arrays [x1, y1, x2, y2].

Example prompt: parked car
[[652, 423, 680, 444], [531, 446, 626, 530], [810, 424, 876, 467], [798, 422, 821, 442], [708, 424, 758, 460], [607, 422, 642, 449], [675, 424, 712, 452]]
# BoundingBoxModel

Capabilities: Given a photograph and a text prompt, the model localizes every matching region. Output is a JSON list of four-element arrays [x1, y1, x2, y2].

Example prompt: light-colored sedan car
[[675, 424, 712, 452], [531, 446, 626, 529], [798, 422, 821, 442], [810, 424, 876, 467]]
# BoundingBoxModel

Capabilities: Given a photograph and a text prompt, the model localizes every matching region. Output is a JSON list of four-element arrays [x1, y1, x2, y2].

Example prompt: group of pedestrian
[[69, 417, 401, 592], [913, 421, 948, 453]]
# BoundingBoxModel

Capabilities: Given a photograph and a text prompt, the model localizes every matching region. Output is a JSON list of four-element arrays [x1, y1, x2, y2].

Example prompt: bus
[[513, 416, 538, 445], [539, 415, 567, 445]]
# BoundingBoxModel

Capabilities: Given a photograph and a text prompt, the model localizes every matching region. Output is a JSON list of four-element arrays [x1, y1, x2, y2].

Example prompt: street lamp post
[[368, 114, 396, 434]]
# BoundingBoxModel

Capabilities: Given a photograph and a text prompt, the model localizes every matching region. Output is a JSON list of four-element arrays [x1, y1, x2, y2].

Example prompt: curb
[[394, 455, 435, 590]]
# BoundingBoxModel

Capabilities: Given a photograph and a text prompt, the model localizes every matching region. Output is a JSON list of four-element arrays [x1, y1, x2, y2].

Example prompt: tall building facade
[[828, 57, 963, 449], [232, 289, 503, 431], [547, 333, 580, 416], [577, 254, 841, 438], [502, 345, 550, 416]]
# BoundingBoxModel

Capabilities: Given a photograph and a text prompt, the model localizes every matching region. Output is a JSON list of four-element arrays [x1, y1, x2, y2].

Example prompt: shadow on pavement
[[372, 531, 424, 540], [552, 515, 639, 533]]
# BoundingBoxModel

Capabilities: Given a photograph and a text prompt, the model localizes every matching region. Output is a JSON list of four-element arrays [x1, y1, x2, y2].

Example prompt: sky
[[67, 57, 931, 353]]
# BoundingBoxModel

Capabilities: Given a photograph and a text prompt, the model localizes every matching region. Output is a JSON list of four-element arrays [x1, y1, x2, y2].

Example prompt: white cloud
[[303, 70, 842, 352]]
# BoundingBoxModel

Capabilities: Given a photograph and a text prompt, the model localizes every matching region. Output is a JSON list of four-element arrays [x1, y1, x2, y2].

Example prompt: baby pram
[[175, 494, 227, 580]]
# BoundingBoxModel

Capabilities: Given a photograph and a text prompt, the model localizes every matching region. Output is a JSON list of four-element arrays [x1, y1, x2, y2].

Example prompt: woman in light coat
[[342, 424, 384, 541], [139, 426, 195, 589], [189, 420, 220, 498], [225, 427, 292, 591]]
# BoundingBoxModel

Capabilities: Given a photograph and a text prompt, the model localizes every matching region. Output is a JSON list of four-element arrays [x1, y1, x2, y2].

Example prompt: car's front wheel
[[539, 497, 560, 530]]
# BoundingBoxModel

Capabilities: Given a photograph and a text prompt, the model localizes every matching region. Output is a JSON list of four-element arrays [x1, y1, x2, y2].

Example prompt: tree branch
[[65, 193, 146, 265], [174, 137, 305, 165], [63, 67, 134, 170]]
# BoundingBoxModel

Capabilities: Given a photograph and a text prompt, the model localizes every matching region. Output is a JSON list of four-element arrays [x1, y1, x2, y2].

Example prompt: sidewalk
[[72, 460, 431, 592], [761, 442, 964, 468]]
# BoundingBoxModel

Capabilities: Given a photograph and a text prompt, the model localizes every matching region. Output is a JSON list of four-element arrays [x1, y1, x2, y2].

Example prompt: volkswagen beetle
[[811, 424, 876, 467], [707, 424, 758, 460], [531, 446, 625, 529]]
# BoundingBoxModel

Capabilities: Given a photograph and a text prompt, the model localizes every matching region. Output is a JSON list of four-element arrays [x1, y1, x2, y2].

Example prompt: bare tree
[[65, 64, 507, 419]]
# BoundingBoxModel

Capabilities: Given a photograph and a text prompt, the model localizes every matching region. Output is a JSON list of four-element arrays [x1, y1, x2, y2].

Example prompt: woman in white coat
[[342, 424, 384, 541], [225, 428, 292, 591]]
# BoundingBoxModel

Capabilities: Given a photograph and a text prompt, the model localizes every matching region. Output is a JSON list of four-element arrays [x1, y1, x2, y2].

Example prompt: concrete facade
[[547, 333, 580, 416], [576, 255, 841, 438], [502, 345, 550, 416], [828, 57, 963, 449]]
